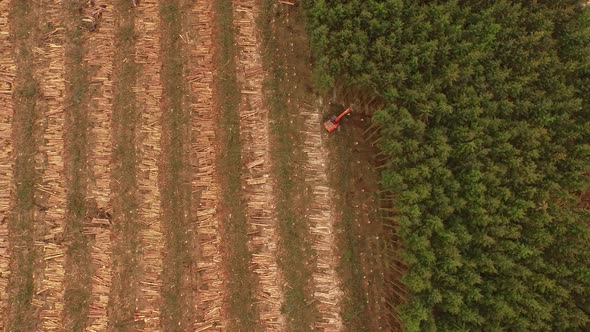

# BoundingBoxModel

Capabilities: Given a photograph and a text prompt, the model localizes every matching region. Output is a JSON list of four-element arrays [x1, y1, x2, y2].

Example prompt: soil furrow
[[232, 1, 285, 329], [302, 104, 343, 331], [0, 0, 16, 324], [134, 0, 164, 328], [83, 1, 115, 329], [187, 1, 226, 330], [32, 1, 67, 329]]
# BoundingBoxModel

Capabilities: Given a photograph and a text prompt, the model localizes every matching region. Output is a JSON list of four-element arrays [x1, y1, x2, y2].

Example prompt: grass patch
[[159, 0, 195, 328], [259, 2, 317, 330], [63, 1, 92, 329], [6, 0, 42, 330], [108, 0, 141, 329], [215, 0, 258, 329]]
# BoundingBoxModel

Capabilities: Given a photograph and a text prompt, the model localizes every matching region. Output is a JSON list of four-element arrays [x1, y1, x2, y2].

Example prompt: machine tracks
[[233, 1, 285, 329], [134, 0, 164, 328], [188, 1, 226, 330]]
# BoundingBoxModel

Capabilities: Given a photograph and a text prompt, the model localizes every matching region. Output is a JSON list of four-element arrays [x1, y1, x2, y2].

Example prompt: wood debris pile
[[32, 4, 67, 330], [133, 0, 164, 328], [85, 0, 113, 212], [84, 1, 114, 329], [301, 103, 344, 331], [189, 1, 225, 330], [233, 1, 285, 329], [0, 1, 15, 321], [84, 221, 112, 331]]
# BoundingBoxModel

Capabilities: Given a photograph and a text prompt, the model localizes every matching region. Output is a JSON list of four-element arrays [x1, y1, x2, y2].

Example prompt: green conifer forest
[[304, 1, 590, 330]]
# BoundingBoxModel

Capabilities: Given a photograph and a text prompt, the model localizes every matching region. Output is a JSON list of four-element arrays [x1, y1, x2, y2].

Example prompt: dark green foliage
[[305, 0, 590, 330]]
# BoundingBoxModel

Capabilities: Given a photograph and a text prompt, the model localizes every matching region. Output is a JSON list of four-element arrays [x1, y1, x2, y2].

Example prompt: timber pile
[[189, 1, 225, 330], [134, 0, 164, 329], [84, 3, 114, 329], [301, 103, 344, 331], [32, 3, 67, 330], [84, 222, 112, 331], [85, 0, 113, 212], [0, 0, 15, 321], [233, 1, 285, 329]]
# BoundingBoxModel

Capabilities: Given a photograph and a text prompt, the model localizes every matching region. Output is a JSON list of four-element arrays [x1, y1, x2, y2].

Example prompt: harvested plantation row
[[0, 0, 15, 325], [86, 1, 114, 213], [263, 3, 345, 329], [272, 4, 385, 330], [33, 0, 67, 329], [133, 0, 164, 328], [214, 0, 258, 329], [83, 0, 115, 330], [233, 0, 285, 329], [300, 102, 343, 331], [186, 0, 227, 330], [260, 1, 318, 329], [159, 0, 195, 328]]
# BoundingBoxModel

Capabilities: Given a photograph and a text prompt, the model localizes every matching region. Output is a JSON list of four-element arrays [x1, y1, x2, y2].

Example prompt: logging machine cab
[[324, 107, 352, 133]]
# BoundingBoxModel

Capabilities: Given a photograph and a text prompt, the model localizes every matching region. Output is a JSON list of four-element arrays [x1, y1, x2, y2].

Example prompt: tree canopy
[[305, 0, 590, 330]]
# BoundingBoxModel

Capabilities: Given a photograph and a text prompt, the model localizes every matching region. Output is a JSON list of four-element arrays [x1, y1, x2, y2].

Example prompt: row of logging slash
[[189, 1, 226, 331], [233, 0, 285, 330]]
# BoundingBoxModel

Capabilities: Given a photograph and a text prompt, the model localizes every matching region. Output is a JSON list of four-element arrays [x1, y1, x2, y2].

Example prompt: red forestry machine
[[323, 107, 351, 132]]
